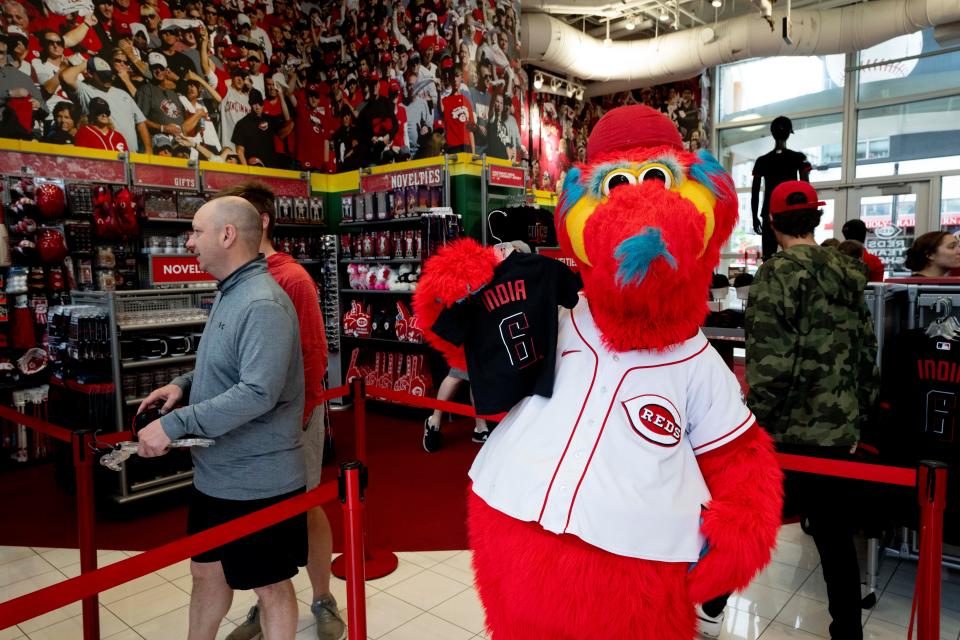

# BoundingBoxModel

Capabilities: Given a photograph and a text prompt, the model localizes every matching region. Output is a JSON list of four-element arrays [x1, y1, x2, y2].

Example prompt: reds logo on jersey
[[451, 105, 469, 123], [621, 395, 683, 447]]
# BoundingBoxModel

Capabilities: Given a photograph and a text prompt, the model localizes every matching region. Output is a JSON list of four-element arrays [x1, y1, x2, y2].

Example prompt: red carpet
[[0, 406, 478, 552]]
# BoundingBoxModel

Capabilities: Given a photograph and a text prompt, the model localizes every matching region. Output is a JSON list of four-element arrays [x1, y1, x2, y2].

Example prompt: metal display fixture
[[71, 286, 215, 502]]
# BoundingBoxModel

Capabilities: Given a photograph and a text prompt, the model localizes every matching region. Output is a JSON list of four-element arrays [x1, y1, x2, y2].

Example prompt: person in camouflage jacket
[[743, 180, 879, 640], [745, 231, 880, 449]]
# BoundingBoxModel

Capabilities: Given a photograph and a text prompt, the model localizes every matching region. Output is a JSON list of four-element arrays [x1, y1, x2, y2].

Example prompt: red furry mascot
[[414, 105, 783, 639]]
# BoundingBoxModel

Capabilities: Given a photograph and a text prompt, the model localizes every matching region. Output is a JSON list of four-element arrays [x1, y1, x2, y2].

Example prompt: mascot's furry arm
[[412, 238, 500, 371], [688, 427, 784, 603]]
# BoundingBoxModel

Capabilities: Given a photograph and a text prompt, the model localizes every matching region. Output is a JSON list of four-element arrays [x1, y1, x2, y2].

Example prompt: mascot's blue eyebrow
[[586, 155, 686, 197], [689, 150, 728, 199]]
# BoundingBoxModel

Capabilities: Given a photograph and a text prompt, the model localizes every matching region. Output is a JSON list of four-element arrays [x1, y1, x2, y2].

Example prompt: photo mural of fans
[[529, 75, 709, 191], [0, 0, 524, 171]]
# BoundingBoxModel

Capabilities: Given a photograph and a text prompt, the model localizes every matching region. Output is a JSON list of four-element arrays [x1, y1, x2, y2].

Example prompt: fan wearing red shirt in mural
[[294, 83, 332, 170], [75, 98, 129, 151], [442, 92, 474, 153]]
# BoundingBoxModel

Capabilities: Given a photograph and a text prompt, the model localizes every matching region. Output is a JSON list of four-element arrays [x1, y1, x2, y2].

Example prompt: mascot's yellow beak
[[564, 169, 718, 267]]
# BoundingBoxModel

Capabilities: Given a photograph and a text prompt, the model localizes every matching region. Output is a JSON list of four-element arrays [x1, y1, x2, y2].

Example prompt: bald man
[[138, 196, 306, 640]]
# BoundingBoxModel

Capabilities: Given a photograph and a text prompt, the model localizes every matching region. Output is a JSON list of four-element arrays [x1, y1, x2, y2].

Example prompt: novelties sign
[[488, 165, 525, 188], [361, 166, 443, 193], [149, 255, 215, 285]]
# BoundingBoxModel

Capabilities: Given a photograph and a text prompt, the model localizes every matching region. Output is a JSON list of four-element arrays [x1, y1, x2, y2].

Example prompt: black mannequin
[[751, 116, 812, 260]]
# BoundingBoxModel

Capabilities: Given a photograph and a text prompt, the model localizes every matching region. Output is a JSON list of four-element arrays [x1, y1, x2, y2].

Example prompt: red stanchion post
[[915, 460, 948, 640], [332, 379, 398, 580], [339, 461, 367, 640], [352, 378, 367, 463], [71, 430, 100, 640]]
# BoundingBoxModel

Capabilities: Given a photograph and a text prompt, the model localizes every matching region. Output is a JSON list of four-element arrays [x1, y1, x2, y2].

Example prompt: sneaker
[[225, 604, 261, 640], [311, 595, 347, 640], [472, 429, 489, 443], [695, 604, 724, 638], [423, 418, 443, 453]]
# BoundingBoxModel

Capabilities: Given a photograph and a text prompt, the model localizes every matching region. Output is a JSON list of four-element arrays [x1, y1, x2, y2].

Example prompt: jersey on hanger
[[468, 296, 756, 561], [431, 251, 581, 414]]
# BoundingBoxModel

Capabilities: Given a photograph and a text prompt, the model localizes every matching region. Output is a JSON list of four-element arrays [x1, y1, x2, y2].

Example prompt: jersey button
[[613, 355, 620, 362], [600, 386, 608, 393]]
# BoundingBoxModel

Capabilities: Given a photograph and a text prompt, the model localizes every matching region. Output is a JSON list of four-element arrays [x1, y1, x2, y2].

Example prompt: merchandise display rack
[[72, 286, 215, 502]]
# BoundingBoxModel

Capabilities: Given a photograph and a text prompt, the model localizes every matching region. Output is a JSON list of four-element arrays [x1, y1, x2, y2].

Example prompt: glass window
[[941, 175, 960, 233], [856, 95, 960, 178], [718, 55, 845, 122], [718, 112, 843, 190], [859, 194, 917, 272], [858, 30, 960, 103], [814, 198, 836, 245]]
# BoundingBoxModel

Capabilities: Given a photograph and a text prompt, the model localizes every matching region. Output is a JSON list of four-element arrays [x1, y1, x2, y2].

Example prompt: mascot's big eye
[[638, 165, 673, 189], [602, 170, 638, 195]]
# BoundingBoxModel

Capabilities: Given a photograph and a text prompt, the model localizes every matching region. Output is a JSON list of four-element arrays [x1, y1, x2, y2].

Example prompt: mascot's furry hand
[[687, 428, 784, 603], [413, 238, 499, 371]]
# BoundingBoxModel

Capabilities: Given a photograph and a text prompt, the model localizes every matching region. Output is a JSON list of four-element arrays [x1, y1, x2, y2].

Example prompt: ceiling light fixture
[[551, 77, 563, 93], [711, 0, 722, 7], [625, 16, 636, 30], [566, 83, 575, 98], [575, 87, 584, 101], [533, 72, 543, 90], [603, 18, 612, 47], [659, 8, 670, 22]]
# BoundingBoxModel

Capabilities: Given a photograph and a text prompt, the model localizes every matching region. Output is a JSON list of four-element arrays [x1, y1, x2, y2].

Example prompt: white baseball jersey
[[469, 295, 756, 562]]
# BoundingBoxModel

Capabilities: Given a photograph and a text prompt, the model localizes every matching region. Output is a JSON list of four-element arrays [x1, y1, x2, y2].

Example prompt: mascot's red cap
[[586, 105, 684, 162]]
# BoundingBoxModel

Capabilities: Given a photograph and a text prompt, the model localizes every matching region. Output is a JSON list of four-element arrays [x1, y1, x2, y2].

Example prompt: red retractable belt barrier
[[0, 404, 75, 443], [910, 461, 949, 640], [776, 452, 918, 487], [0, 482, 338, 631], [364, 384, 508, 421], [339, 462, 368, 640]]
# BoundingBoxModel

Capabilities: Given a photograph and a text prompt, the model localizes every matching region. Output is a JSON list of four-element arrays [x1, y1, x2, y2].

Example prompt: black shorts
[[187, 486, 308, 590]]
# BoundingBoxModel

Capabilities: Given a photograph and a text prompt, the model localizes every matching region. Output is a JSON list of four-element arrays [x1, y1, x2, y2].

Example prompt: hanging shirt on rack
[[489, 206, 558, 248], [431, 251, 582, 415]]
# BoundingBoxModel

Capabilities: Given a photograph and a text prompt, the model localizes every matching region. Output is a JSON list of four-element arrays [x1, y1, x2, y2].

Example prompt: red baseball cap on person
[[586, 105, 683, 162], [769, 181, 826, 215]]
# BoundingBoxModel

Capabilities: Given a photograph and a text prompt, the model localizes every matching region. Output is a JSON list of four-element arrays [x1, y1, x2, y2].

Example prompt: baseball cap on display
[[769, 181, 825, 215], [147, 52, 168, 68], [89, 97, 111, 117]]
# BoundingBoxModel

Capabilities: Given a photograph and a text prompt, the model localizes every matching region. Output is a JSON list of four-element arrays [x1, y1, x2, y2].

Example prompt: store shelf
[[125, 396, 148, 406], [341, 335, 425, 347], [339, 257, 421, 264], [275, 222, 326, 229], [339, 289, 414, 295], [142, 217, 193, 224], [122, 354, 196, 370], [340, 214, 427, 228], [702, 327, 745, 342], [119, 318, 207, 331]]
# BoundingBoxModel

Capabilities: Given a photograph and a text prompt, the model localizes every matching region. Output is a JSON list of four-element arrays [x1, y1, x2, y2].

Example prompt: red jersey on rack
[[267, 252, 328, 423]]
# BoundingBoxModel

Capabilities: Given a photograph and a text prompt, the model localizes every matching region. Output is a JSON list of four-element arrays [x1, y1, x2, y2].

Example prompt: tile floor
[[1, 524, 959, 639]]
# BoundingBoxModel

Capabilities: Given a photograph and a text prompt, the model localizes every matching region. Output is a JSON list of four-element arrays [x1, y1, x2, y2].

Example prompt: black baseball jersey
[[878, 328, 960, 539], [432, 251, 582, 415], [488, 206, 558, 248]]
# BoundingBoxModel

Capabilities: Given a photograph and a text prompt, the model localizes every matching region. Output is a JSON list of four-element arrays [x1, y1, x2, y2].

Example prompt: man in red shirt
[[292, 83, 331, 170], [842, 219, 885, 282], [74, 97, 129, 151], [216, 182, 344, 640]]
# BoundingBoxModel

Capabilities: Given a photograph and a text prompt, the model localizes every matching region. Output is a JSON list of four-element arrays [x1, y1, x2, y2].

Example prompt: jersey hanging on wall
[[431, 251, 582, 414]]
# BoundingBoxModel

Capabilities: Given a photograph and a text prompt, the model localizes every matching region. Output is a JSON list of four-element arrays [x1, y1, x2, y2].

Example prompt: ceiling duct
[[520, 0, 960, 96]]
